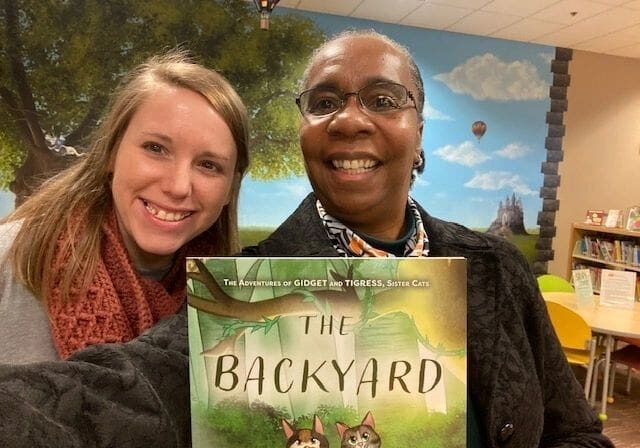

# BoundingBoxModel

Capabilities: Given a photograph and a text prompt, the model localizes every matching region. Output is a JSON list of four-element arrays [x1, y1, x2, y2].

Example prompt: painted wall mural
[[241, 9, 555, 263], [0, 1, 555, 264]]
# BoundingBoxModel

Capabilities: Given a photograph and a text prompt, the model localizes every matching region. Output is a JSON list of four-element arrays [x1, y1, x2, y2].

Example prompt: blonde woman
[[0, 50, 249, 363]]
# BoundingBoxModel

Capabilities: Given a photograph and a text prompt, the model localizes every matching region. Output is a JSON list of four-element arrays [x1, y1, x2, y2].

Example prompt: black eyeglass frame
[[295, 81, 418, 118]]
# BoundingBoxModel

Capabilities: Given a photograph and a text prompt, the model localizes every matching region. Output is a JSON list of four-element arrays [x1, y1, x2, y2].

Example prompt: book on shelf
[[620, 241, 640, 266], [626, 206, 640, 232], [604, 209, 623, 228], [575, 235, 640, 267], [187, 257, 467, 448], [597, 239, 615, 262], [613, 240, 623, 264], [585, 210, 605, 226]]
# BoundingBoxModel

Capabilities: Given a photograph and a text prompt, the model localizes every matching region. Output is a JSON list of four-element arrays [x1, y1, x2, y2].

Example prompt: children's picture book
[[187, 257, 467, 447], [626, 206, 640, 232], [584, 210, 605, 226]]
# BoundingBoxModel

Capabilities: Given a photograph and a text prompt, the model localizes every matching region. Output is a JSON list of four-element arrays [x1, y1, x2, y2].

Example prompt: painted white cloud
[[433, 141, 490, 167], [495, 143, 531, 159], [422, 99, 452, 121], [433, 53, 547, 101], [538, 52, 554, 66], [464, 171, 536, 195]]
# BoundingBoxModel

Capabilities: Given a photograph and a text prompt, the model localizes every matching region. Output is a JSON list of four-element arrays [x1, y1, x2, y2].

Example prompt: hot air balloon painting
[[471, 120, 487, 140]]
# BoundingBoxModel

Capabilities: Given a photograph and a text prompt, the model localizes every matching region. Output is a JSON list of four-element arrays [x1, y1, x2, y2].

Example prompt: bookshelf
[[568, 223, 640, 297]]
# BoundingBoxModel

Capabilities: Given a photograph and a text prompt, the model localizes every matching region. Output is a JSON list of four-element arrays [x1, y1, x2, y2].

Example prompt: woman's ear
[[415, 119, 424, 160]]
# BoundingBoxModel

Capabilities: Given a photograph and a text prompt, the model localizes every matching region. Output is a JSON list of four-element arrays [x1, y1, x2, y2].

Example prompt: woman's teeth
[[332, 159, 377, 173], [144, 201, 192, 222]]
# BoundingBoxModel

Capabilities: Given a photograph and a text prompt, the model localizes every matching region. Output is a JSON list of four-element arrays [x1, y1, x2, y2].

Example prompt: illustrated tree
[[0, 0, 324, 204]]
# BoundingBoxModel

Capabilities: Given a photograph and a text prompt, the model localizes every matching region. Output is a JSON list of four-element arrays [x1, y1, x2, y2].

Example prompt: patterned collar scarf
[[316, 197, 430, 258]]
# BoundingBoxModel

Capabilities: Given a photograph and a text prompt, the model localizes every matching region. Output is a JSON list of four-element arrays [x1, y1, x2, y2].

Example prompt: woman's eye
[[143, 142, 165, 154], [199, 160, 219, 172], [308, 97, 340, 115], [369, 95, 399, 111]]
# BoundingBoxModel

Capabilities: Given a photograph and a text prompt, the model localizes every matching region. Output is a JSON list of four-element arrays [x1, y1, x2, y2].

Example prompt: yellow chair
[[537, 274, 574, 293], [545, 301, 600, 398]]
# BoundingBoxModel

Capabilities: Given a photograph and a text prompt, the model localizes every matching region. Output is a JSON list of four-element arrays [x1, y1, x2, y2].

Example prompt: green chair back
[[537, 274, 574, 293]]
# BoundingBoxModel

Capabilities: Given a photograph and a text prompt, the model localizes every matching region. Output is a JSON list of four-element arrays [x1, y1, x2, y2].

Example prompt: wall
[[549, 50, 640, 277]]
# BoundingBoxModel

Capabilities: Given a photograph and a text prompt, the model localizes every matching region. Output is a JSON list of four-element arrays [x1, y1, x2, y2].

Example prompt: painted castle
[[486, 193, 528, 236]]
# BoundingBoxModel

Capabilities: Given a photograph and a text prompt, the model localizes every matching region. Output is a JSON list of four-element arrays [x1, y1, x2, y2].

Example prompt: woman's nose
[[326, 95, 375, 137], [161, 162, 192, 199]]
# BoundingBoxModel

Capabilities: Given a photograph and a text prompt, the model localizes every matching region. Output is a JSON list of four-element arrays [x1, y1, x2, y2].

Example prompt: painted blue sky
[[239, 9, 554, 230]]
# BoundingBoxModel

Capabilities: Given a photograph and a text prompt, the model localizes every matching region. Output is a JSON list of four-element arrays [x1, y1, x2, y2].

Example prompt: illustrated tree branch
[[65, 94, 109, 147], [187, 260, 360, 322], [188, 260, 362, 357], [3, 0, 46, 152], [0, 85, 33, 143]]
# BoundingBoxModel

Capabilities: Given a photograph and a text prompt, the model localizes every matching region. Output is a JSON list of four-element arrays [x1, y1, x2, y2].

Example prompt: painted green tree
[[0, 0, 324, 204]]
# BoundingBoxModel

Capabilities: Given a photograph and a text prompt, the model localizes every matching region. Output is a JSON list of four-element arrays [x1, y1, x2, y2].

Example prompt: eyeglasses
[[296, 81, 417, 118]]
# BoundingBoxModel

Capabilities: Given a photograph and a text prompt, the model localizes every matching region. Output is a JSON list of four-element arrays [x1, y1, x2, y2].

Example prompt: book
[[187, 257, 467, 447], [572, 263, 602, 293], [585, 210, 605, 226], [572, 269, 594, 306], [597, 239, 614, 262], [626, 206, 640, 232], [604, 209, 622, 228]]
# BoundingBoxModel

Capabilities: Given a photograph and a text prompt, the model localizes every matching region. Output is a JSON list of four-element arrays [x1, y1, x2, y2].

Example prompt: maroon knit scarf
[[47, 209, 214, 358]]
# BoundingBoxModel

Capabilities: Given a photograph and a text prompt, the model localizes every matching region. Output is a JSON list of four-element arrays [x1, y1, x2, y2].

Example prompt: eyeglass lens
[[298, 82, 411, 117]]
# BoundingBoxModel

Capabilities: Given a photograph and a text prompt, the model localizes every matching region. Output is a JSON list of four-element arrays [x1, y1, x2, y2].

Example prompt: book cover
[[585, 210, 605, 226], [604, 209, 622, 228], [572, 269, 594, 306], [626, 206, 640, 232], [187, 257, 467, 447]]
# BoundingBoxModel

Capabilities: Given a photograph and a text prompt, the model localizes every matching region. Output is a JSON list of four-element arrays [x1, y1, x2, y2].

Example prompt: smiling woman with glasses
[[296, 81, 418, 117], [243, 29, 614, 448]]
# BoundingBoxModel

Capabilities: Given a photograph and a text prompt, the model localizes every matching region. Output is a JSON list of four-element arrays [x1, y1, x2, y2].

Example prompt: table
[[542, 292, 640, 420]]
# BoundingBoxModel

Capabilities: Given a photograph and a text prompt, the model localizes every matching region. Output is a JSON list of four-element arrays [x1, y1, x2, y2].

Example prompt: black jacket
[[0, 194, 613, 448], [0, 308, 190, 447], [243, 194, 613, 448]]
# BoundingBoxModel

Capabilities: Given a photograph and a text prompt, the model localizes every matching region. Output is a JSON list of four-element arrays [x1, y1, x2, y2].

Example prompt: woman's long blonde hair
[[5, 50, 250, 301]]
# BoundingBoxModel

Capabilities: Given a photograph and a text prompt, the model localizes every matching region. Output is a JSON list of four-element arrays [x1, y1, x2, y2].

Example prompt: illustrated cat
[[335, 411, 381, 448], [282, 415, 330, 448]]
